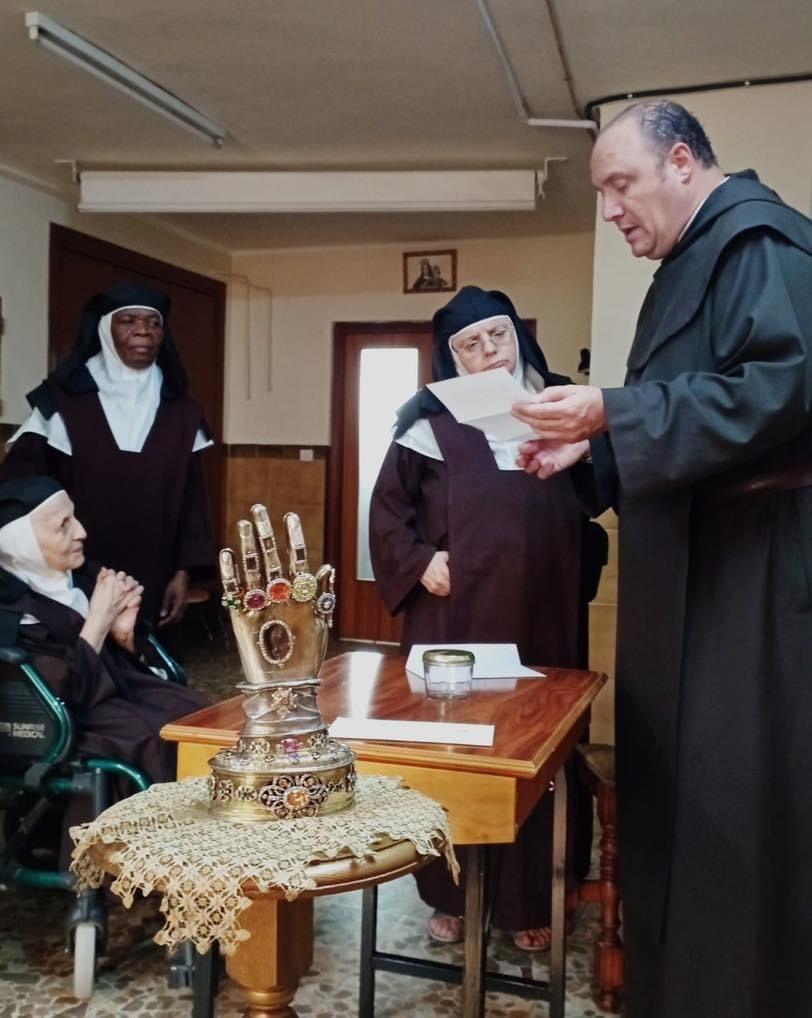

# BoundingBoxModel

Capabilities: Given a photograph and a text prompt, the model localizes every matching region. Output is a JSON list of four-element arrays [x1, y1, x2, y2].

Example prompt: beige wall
[[227, 232, 595, 444], [590, 80, 812, 388], [0, 172, 229, 424]]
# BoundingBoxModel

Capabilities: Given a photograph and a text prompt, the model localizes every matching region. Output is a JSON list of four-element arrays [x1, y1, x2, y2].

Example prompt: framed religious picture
[[403, 249, 457, 294]]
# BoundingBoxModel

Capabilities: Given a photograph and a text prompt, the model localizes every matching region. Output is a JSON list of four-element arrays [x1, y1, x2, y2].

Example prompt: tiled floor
[[0, 630, 620, 1017], [0, 877, 616, 1017]]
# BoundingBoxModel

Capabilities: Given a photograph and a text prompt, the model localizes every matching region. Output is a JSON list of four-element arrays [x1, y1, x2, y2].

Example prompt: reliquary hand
[[219, 506, 336, 691]]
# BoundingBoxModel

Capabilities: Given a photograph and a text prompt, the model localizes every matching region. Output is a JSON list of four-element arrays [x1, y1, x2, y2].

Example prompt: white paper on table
[[405, 643, 542, 681], [427, 369, 536, 442], [328, 717, 494, 747]]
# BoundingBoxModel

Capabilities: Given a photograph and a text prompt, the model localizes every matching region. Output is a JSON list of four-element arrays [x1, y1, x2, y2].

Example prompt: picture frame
[[403, 249, 457, 294]]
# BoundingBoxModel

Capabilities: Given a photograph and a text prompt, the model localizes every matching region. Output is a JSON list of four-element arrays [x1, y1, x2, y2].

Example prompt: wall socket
[[299, 448, 314, 462]]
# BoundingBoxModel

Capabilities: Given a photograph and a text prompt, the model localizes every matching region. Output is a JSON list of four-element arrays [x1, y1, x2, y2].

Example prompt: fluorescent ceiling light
[[25, 12, 226, 147], [78, 170, 539, 213]]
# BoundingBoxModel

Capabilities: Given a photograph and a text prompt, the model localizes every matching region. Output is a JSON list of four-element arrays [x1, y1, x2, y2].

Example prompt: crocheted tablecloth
[[70, 774, 457, 955]]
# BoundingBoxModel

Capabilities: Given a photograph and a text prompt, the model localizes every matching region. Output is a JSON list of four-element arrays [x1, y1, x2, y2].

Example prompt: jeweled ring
[[315, 591, 336, 617], [267, 578, 292, 604], [242, 588, 268, 611], [291, 573, 318, 602]]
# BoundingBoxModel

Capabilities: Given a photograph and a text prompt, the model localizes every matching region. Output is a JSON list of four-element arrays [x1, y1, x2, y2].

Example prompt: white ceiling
[[0, 0, 810, 249]]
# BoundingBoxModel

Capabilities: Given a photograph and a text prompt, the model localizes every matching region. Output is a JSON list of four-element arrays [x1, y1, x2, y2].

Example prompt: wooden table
[[87, 831, 426, 1018], [161, 652, 606, 1017]]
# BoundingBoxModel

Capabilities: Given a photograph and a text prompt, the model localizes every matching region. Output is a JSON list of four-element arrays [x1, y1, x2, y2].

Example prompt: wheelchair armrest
[[0, 646, 29, 666], [144, 633, 186, 685]]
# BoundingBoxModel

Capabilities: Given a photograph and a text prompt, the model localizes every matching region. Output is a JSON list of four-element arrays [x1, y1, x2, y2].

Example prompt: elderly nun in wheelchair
[[0, 476, 206, 865]]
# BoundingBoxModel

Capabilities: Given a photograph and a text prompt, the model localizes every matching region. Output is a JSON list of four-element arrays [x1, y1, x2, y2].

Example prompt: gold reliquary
[[209, 505, 356, 821]]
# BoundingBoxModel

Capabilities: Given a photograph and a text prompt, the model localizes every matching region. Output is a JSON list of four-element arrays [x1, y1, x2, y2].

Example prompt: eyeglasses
[[452, 327, 514, 358]]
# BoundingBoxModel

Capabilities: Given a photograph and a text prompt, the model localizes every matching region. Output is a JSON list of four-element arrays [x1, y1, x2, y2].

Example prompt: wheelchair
[[0, 632, 188, 1000]]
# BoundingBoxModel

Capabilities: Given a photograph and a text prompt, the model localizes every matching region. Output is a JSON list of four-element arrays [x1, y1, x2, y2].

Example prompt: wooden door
[[48, 225, 226, 540], [327, 323, 433, 642]]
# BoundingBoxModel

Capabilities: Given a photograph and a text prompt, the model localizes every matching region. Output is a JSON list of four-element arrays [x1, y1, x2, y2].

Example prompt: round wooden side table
[[88, 835, 428, 1017]]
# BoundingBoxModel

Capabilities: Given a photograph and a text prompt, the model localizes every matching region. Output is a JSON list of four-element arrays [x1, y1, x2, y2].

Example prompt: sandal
[[427, 912, 464, 944], [512, 913, 578, 952], [512, 927, 553, 952]]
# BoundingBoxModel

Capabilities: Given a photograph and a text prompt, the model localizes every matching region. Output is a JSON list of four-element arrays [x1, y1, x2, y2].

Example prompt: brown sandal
[[512, 914, 577, 952]]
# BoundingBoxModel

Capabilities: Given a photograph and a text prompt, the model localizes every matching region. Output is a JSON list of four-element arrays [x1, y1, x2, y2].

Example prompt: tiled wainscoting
[[221, 445, 329, 565]]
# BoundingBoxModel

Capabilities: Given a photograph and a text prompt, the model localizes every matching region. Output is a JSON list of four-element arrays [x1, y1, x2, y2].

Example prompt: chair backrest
[[0, 650, 72, 777], [0, 633, 181, 783]]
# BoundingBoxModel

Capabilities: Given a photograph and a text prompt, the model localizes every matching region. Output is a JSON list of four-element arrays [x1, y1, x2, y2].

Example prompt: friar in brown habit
[[514, 101, 812, 1017]]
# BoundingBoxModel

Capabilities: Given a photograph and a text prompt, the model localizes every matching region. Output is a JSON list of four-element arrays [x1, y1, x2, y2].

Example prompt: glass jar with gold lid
[[422, 648, 475, 699]]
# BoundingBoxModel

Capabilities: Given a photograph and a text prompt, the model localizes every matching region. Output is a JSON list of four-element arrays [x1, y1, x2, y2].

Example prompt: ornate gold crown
[[209, 505, 355, 821]]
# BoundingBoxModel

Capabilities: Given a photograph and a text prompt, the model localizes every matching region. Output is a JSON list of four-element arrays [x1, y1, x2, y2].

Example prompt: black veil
[[49, 282, 188, 400]]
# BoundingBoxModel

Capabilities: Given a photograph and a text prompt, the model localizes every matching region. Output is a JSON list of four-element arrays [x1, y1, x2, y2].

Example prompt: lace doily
[[70, 775, 457, 955]]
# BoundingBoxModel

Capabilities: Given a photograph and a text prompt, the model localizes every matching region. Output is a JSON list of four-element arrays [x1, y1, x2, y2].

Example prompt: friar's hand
[[517, 438, 590, 479], [158, 569, 189, 628], [421, 550, 450, 597], [512, 385, 607, 442]]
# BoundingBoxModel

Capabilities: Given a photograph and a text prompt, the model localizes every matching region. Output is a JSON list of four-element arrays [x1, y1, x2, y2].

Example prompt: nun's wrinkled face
[[111, 308, 164, 369], [31, 492, 87, 572], [449, 319, 518, 375]]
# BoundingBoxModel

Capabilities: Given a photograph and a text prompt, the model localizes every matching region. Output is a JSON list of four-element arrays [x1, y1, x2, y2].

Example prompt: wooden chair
[[576, 743, 623, 1012]]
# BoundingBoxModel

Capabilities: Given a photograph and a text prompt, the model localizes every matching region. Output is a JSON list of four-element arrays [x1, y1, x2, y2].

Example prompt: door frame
[[326, 321, 432, 638]]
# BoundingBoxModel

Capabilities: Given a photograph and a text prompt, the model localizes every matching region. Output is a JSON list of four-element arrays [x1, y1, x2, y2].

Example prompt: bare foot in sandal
[[513, 926, 553, 951], [427, 912, 464, 944]]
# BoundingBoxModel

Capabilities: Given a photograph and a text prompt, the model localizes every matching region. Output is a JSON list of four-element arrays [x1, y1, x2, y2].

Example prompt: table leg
[[359, 885, 378, 1017], [192, 943, 219, 1018], [225, 897, 314, 1017], [595, 782, 623, 1011], [461, 844, 486, 1018], [549, 765, 568, 1018]]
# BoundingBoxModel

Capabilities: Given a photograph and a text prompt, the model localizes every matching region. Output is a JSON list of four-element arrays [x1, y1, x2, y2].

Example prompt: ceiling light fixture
[[78, 170, 541, 213], [25, 11, 227, 148]]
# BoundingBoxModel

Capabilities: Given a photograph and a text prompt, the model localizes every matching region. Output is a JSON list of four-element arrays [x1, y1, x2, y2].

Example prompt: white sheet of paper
[[405, 643, 542, 680], [427, 369, 536, 442], [328, 717, 495, 747]]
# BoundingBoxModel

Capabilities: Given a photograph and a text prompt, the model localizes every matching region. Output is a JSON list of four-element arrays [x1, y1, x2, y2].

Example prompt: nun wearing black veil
[[0, 477, 207, 864], [0, 282, 215, 627], [369, 286, 602, 949]]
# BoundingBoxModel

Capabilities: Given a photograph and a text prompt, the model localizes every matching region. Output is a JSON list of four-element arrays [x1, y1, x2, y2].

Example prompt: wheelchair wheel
[[72, 921, 97, 1000]]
